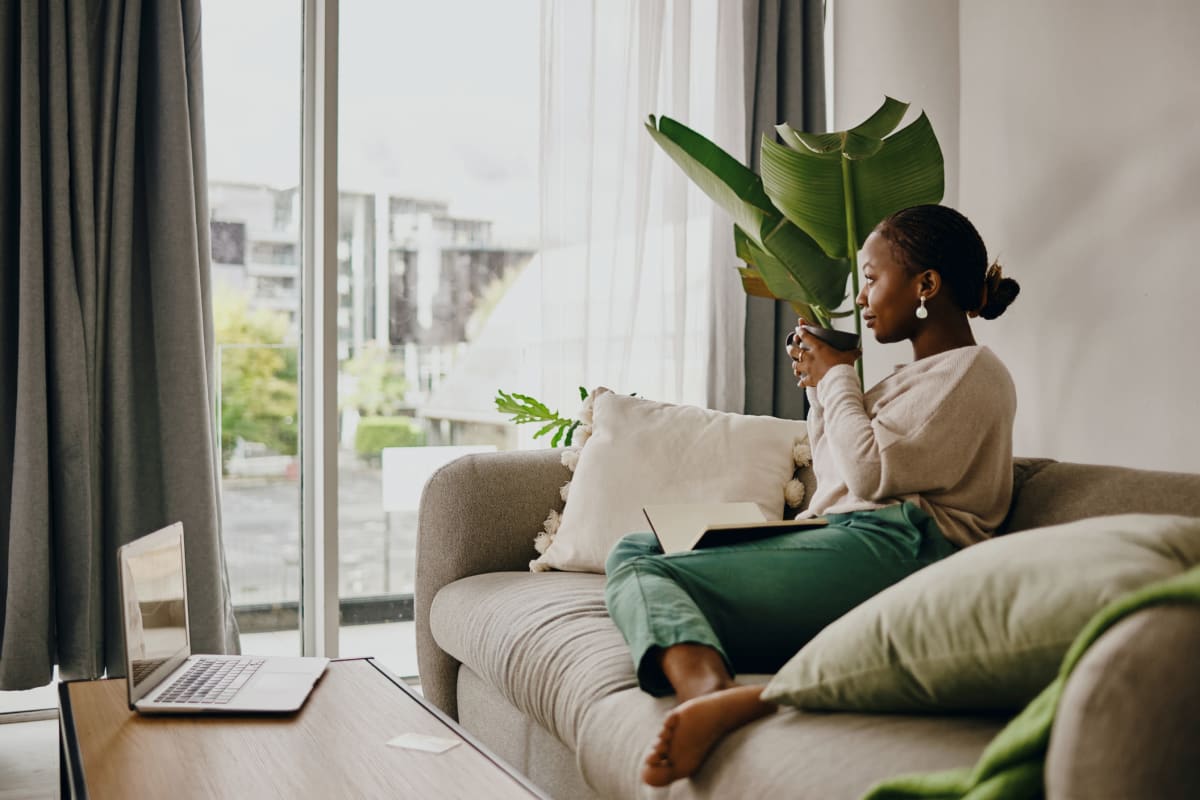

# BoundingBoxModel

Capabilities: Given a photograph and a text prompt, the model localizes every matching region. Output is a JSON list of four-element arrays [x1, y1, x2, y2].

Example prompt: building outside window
[[204, 0, 539, 676]]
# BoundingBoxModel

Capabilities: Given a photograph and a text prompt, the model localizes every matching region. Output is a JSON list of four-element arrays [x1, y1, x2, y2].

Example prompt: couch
[[416, 450, 1200, 799]]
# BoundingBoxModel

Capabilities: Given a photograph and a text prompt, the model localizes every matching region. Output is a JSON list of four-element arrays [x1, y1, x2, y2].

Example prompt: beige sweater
[[801, 346, 1016, 548]]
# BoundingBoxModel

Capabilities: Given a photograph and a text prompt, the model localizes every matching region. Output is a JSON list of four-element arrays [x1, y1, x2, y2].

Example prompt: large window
[[205, 2, 304, 656], [204, 1, 539, 676]]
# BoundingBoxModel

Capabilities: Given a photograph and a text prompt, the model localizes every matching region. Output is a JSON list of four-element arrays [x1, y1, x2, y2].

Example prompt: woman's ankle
[[658, 643, 734, 703], [673, 673, 734, 704]]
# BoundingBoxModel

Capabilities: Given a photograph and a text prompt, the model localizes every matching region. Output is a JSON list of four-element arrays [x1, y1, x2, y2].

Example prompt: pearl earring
[[915, 295, 928, 319]]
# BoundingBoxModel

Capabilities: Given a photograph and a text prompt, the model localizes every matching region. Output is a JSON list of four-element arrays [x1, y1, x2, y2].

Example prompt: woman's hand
[[787, 320, 861, 389]]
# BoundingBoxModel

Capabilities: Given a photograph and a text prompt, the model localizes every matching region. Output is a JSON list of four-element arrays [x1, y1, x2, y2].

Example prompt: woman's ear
[[919, 269, 943, 299]]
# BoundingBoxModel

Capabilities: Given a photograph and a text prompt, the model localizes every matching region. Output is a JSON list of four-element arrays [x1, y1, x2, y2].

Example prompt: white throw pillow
[[530, 390, 808, 573]]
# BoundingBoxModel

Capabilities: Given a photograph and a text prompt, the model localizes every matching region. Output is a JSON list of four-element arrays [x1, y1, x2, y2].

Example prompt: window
[[203, 0, 539, 675], [204, 1, 304, 656], [334, 0, 539, 673]]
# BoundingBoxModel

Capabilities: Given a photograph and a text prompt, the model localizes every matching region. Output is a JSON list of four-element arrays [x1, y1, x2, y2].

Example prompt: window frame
[[299, 0, 340, 657]]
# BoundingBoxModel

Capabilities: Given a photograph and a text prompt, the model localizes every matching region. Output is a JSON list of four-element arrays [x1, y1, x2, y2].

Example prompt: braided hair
[[873, 204, 1020, 319]]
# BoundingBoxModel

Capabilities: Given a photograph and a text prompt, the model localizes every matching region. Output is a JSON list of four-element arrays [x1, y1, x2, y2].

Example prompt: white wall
[[834, 0, 1200, 473], [832, 0, 960, 389]]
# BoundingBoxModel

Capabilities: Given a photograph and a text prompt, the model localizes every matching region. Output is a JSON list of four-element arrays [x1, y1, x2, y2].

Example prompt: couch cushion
[[435, 572, 1011, 800], [1007, 461, 1200, 533], [576, 685, 1007, 800], [429, 571, 637, 749], [1045, 604, 1200, 800], [762, 513, 1200, 712]]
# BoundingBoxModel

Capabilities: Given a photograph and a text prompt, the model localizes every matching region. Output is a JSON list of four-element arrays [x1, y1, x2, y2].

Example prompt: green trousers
[[603, 502, 957, 696]]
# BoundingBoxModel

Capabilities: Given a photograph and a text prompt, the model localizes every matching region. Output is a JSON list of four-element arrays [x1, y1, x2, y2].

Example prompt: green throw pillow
[[762, 513, 1200, 712]]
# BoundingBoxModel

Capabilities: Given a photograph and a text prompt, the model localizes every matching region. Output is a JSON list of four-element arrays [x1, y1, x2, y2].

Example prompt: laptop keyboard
[[130, 658, 170, 683], [155, 657, 266, 704]]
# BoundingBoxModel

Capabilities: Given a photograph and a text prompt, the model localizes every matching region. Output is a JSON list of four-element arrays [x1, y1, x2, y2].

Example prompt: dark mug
[[786, 325, 861, 352]]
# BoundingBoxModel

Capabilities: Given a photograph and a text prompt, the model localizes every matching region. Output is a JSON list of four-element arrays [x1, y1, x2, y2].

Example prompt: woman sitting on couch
[[601, 204, 1022, 787]]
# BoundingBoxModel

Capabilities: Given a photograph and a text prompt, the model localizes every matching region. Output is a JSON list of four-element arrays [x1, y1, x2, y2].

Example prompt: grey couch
[[416, 450, 1200, 799]]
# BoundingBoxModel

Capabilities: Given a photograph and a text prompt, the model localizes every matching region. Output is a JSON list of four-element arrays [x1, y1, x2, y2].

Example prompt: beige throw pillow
[[530, 391, 808, 573], [762, 513, 1200, 712]]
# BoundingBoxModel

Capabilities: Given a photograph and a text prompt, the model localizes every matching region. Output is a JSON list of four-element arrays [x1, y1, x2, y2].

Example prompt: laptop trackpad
[[261, 661, 325, 675], [261, 672, 319, 688]]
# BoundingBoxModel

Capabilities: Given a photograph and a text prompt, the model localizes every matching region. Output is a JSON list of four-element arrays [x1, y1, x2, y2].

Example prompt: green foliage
[[494, 388, 586, 447], [762, 103, 944, 258], [214, 289, 298, 470], [354, 416, 426, 463], [648, 97, 945, 379], [646, 115, 848, 323], [341, 341, 408, 417]]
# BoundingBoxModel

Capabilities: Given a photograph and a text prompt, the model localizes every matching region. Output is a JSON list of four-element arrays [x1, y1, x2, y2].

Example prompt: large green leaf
[[780, 129, 843, 155], [734, 226, 812, 305], [761, 101, 945, 258], [646, 95, 940, 388], [848, 112, 945, 248], [645, 115, 776, 246], [779, 97, 909, 159], [735, 243, 825, 325], [646, 96, 938, 333], [759, 136, 848, 257], [760, 221, 851, 310], [734, 222, 850, 311], [845, 96, 909, 140], [736, 266, 776, 299], [787, 129, 887, 160]]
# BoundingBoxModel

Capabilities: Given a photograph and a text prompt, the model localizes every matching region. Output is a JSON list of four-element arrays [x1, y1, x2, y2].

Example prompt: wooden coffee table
[[58, 658, 547, 799]]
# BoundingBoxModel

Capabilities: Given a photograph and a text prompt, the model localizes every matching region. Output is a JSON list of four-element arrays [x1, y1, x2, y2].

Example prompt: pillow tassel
[[531, 508, 563, 566], [785, 478, 806, 508], [792, 437, 812, 468]]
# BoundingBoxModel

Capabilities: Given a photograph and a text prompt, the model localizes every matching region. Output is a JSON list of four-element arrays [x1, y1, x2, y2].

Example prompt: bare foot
[[641, 685, 776, 787]]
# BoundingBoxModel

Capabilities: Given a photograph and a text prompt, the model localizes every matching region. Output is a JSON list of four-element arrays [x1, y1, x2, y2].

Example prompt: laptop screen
[[118, 522, 192, 706]]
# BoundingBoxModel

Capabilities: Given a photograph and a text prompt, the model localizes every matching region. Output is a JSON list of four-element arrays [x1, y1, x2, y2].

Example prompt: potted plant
[[646, 96, 944, 382]]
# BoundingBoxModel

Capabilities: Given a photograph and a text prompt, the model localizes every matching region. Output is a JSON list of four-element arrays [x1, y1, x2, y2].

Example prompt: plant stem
[[840, 154, 865, 386]]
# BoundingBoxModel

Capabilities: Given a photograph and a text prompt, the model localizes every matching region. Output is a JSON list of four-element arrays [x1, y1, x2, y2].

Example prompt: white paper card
[[386, 733, 462, 754]]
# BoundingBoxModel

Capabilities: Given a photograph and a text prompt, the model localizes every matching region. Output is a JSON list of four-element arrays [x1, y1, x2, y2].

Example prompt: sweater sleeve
[[813, 364, 881, 499], [803, 386, 823, 448], [815, 360, 993, 503]]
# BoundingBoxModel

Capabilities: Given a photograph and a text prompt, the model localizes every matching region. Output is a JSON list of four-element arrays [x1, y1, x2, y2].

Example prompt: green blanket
[[862, 564, 1200, 800]]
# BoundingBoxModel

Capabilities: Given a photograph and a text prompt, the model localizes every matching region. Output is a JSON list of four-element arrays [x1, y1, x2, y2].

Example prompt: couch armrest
[[1046, 603, 1200, 799], [415, 448, 570, 719]]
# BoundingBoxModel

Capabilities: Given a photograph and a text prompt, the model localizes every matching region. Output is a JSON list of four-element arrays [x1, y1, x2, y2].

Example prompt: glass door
[[334, 0, 540, 677], [204, 1, 305, 656], [202, 0, 540, 674]]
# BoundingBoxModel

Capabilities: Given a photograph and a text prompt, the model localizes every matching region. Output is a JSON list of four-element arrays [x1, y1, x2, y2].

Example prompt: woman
[[601, 204, 1021, 787]]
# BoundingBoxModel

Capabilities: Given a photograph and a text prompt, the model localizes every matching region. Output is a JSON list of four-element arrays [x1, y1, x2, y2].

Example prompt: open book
[[643, 502, 828, 555]]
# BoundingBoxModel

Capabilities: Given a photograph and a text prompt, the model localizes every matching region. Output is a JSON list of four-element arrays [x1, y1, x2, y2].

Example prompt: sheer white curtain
[[537, 0, 746, 413]]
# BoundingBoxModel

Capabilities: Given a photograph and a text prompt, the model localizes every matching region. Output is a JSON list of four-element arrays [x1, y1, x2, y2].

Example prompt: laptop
[[118, 522, 329, 713], [643, 502, 828, 554]]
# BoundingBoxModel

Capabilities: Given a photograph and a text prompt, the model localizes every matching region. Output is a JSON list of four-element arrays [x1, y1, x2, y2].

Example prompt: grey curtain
[[742, 0, 826, 418], [0, 0, 238, 690]]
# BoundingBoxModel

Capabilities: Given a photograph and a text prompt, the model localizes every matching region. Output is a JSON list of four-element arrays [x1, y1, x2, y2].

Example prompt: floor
[[0, 719, 57, 800], [0, 621, 419, 798]]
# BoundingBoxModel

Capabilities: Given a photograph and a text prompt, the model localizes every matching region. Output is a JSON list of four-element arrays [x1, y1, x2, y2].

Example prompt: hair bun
[[978, 263, 1020, 320]]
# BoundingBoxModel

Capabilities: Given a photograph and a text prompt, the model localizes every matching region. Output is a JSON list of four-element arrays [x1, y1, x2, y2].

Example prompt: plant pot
[[786, 325, 861, 352]]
